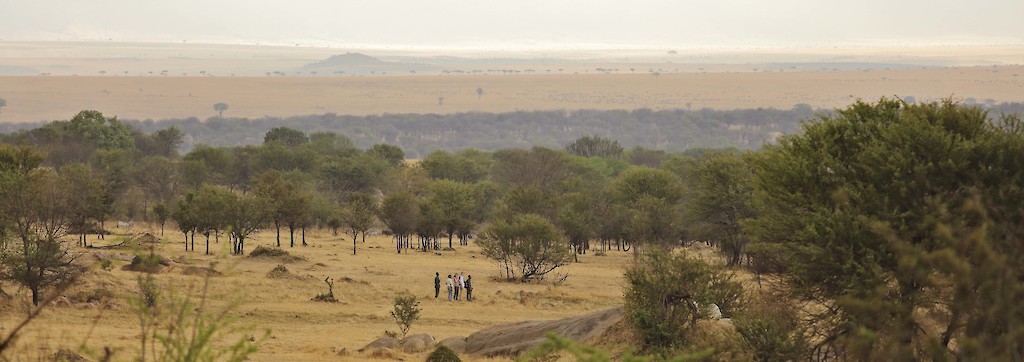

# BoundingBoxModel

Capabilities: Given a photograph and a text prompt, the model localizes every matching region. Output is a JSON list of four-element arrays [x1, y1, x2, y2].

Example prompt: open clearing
[[0, 226, 639, 361]]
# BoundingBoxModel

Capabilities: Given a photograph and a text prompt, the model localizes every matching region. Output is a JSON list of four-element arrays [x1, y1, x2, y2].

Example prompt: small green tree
[[153, 202, 169, 236], [213, 102, 229, 117], [390, 295, 421, 338], [342, 194, 376, 255]]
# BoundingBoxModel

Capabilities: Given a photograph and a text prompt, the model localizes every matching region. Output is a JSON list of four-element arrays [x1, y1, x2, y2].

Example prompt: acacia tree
[[213, 102, 229, 117], [193, 185, 232, 255], [0, 145, 81, 305], [747, 99, 1024, 360], [611, 167, 685, 251], [427, 180, 478, 249], [565, 135, 624, 159], [367, 144, 406, 167], [224, 192, 270, 255], [684, 152, 755, 266], [172, 193, 198, 251], [254, 171, 289, 247], [343, 194, 376, 255], [557, 192, 595, 262], [480, 214, 572, 281], [60, 163, 108, 247], [378, 192, 419, 253], [153, 202, 169, 236]]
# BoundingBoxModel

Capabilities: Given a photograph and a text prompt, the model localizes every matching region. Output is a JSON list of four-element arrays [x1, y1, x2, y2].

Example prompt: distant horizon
[[3, 38, 1023, 54], [3, 0, 1022, 55]]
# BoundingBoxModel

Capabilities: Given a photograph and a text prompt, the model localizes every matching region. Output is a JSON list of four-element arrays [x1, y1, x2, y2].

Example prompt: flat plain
[[1, 227, 637, 361], [1, 42, 1022, 123]]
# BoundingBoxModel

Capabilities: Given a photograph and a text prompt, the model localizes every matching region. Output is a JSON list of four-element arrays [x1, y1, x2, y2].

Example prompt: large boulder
[[401, 333, 435, 353], [437, 336, 467, 355], [708, 303, 723, 320], [463, 307, 623, 358], [357, 336, 400, 354]]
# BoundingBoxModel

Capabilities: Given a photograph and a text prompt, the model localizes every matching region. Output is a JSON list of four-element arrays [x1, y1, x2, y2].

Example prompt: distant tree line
[[1, 107, 819, 157]]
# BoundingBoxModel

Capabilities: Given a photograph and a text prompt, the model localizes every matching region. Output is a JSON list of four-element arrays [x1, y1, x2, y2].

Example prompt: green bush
[[426, 345, 462, 362], [249, 246, 289, 257], [733, 293, 807, 362], [624, 250, 742, 352]]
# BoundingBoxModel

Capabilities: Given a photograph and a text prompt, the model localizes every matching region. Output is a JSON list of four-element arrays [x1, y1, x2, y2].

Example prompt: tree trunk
[[289, 226, 295, 248], [205, 233, 210, 255], [448, 233, 453, 249], [302, 227, 307, 246], [353, 232, 358, 255], [276, 222, 281, 247], [31, 287, 40, 306], [362, 231, 366, 243]]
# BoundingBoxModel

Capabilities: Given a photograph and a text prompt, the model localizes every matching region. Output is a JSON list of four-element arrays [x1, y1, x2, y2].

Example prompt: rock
[[52, 296, 72, 308], [708, 303, 722, 320], [401, 333, 435, 353], [438, 336, 467, 355], [463, 307, 623, 358], [358, 336, 400, 353], [367, 347, 397, 359]]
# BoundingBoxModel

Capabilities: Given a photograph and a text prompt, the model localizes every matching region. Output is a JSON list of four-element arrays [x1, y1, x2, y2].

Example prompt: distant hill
[[302, 52, 387, 68], [301, 52, 434, 75]]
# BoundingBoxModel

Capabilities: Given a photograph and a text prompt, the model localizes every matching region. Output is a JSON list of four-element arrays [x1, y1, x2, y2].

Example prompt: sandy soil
[[0, 226, 638, 361], [1, 65, 1022, 124]]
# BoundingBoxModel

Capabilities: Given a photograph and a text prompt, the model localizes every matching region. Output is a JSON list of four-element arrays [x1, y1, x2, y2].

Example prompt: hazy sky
[[1, 0, 1022, 50]]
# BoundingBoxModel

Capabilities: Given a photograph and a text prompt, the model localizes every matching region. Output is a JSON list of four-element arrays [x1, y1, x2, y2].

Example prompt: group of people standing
[[434, 272, 472, 302]]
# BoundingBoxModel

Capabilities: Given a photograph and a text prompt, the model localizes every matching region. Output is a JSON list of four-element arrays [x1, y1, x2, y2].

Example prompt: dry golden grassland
[[1, 225, 643, 361], [1, 66, 1022, 123]]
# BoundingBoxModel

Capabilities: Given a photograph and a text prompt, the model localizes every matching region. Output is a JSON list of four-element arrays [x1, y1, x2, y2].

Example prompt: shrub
[[426, 345, 462, 362], [390, 295, 421, 338], [266, 265, 291, 279], [249, 246, 289, 257], [624, 249, 742, 352], [99, 259, 114, 271], [311, 277, 338, 303], [126, 253, 170, 273], [733, 293, 807, 362], [137, 274, 159, 308]]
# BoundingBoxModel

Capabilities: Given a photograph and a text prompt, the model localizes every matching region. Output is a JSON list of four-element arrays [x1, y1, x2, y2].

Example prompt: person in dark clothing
[[434, 272, 440, 298], [465, 275, 473, 301]]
